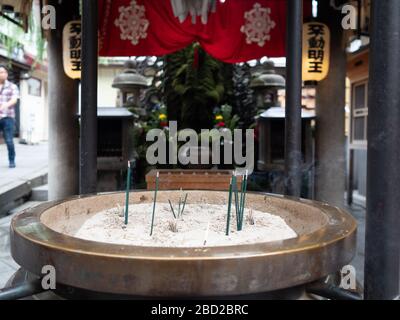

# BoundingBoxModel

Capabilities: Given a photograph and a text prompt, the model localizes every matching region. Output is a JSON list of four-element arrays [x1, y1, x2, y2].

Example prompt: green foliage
[[130, 104, 168, 160], [0, 32, 23, 64], [219, 104, 240, 131], [232, 64, 256, 129], [164, 51, 185, 123], [165, 44, 230, 132], [0, 11, 46, 67]]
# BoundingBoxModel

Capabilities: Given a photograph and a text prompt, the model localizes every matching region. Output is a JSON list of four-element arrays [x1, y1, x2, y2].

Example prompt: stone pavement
[[0, 141, 48, 216], [0, 140, 48, 189]]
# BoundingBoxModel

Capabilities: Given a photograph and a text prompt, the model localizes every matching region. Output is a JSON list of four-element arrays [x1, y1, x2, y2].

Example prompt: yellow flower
[[158, 113, 167, 121], [215, 114, 223, 121]]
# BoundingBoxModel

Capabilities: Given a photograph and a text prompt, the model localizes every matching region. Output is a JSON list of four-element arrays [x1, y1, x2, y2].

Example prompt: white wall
[[19, 70, 48, 143], [98, 66, 124, 107]]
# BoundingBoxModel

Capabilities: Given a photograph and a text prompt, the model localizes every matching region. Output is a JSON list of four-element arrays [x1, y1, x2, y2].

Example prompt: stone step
[[0, 170, 47, 217], [30, 184, 48, 202]]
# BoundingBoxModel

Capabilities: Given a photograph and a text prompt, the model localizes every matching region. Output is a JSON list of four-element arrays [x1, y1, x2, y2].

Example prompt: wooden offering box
[[145, 169, 242, 191]]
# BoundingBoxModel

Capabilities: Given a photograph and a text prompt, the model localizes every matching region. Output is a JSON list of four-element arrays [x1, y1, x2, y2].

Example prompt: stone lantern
[[250, 60, 285, 111], [112, 60, 149, 108]]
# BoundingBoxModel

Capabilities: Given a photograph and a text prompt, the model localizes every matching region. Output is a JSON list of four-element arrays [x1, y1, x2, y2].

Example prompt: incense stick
[[239, 171, 248, 230], [150, 171, 159, 236], [232, 173, 240, 230], [124, 161, 131, 225], [168, 199, 176, 219], [180, 193, 188, 216], [238, 172, 248, 231], [226, 177, 233, 236]]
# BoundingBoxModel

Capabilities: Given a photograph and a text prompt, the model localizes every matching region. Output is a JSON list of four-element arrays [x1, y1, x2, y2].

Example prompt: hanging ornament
[[240, 3, 276, 47], [114, 0, 149, 46]]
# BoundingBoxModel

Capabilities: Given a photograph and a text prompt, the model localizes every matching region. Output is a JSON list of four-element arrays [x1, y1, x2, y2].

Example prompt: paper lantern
[[63, 20, 81, 80], [302, 22, 330, 82]]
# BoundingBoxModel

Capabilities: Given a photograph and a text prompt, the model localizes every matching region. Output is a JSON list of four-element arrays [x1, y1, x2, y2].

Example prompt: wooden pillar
[[47, 0, 80, 200], [315, 4, 346, 207]]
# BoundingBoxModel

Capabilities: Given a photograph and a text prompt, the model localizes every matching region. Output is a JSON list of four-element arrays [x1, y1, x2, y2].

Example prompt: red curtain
[[99, 0, 310, 63]]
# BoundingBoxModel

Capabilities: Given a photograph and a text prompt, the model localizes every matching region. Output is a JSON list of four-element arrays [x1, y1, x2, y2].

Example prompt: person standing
[[0, 65, 19, 168]]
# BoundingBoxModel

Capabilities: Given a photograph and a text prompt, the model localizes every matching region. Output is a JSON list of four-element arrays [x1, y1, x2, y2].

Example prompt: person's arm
[[0, 97, 18, 110]]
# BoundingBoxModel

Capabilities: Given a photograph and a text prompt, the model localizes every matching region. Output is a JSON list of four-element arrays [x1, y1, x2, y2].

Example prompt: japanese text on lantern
[[63, 20, 81, 79], [302, 22, 330, 82]]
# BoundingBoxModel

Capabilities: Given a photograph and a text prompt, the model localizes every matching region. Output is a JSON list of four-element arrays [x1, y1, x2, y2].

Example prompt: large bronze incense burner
[[10, 191, 356, 297]]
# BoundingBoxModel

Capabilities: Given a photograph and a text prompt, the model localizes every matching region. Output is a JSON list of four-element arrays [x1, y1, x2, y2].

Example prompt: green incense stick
[[181, 193, 188, 215], [178, 197, 181, 218], [239, 172, 248, 231], [124, 161, 131, 225], [226, 177, 233, 236], [232, 174, 240, 230], [150, 171, 159, 236], [168, 199, 176, 219]]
